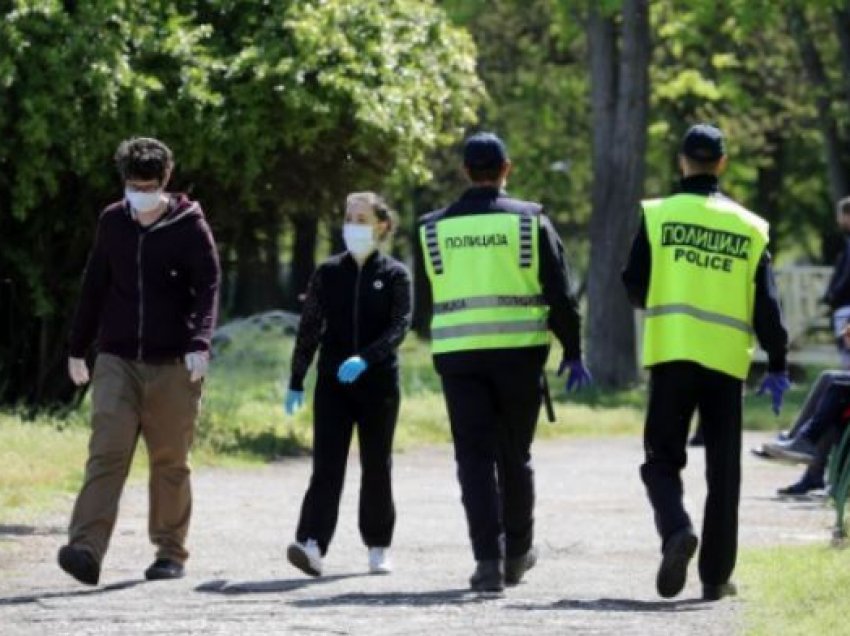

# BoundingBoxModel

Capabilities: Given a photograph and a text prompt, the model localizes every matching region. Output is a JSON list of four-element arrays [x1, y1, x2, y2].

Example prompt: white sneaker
[[287, 539, 322, 577], [368, 547, 392, 574]]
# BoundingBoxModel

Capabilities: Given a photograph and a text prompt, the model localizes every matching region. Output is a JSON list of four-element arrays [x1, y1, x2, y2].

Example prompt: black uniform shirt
[[823, 234, 850, 310], [621, 174, 789, 372], [415, 186, 583, 372], [289, 251, 412, 391]]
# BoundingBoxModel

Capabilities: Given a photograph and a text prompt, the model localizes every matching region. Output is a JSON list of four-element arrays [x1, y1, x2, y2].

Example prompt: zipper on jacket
[[137, 232, 145, 360], [353, 264, 362, 352]]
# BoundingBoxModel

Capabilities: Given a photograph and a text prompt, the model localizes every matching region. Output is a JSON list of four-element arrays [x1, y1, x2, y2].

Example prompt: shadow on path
[[196, 574, 367, 595], [752, 494, 827, 506], [289, 589, 494, 608], [0, 579, 146, 606], [197, 578, 497, 606], [0, 525, 64, 537], [509, 597, 709, 613]]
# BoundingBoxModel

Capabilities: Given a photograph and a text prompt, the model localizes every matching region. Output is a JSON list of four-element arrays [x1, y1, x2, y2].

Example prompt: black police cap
[[681, 124, 725, 162], [463, 132, 508, 170]]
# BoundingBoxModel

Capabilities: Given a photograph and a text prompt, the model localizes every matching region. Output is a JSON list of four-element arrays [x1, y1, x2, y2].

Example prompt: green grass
[[0, 328, 820, 522], [0, 413, 90, 523], [740, 544, 850, 635]]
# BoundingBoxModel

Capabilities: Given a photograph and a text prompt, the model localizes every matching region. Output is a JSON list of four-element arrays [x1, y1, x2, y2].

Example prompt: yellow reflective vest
[[420, 212, 550, 354], [642, 194, 769, 379]]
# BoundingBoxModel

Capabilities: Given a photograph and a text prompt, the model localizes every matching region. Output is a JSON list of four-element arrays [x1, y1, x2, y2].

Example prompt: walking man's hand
[[185, 352, 209, 382], [558, 358, 593, 392], [68, 357, 90, 386], [756, 372, 791, 416]]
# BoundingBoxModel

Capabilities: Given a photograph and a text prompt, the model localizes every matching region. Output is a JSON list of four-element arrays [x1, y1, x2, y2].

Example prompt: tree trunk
[[411, 186, 431, 336], [261, 212, 283, 308], [585, 0, 650, 388], [789, 7, 850, 201], [834, 3, 850, 110], [755, 131, 785, 252], [2, 171, 96, 408], [233, 228, 264, 316], [287, 215, 318, 310]]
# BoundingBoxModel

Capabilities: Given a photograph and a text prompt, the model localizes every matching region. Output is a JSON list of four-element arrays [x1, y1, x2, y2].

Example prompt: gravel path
[[0, 432, 834, 635]]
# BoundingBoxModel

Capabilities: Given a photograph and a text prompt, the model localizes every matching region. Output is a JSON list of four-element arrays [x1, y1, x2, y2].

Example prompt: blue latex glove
[[557, 358, 593, 392], [337, 356, 368, 384], [284, 389, 304, 415], [757, 372, 791, 416]]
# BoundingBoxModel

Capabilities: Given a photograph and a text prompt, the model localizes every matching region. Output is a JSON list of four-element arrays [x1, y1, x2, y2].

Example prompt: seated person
[[822, 196, 850, 369], [764, 373, 850, 484], [775, 429, 840, 495], [759, 325, 850, 495]]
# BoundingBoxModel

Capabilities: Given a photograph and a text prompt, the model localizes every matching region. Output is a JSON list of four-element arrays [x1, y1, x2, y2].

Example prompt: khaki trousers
[[68, 353, 201, 565]]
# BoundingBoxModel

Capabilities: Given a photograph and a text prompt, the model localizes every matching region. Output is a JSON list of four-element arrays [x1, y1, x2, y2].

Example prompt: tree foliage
[[438, 0, 850, 387], [4, 0, 850, 404], [0, 0, 481, 407]]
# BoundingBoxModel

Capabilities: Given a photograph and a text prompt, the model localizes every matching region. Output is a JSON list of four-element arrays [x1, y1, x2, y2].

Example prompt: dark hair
[[465, 165, 504, 183], [838, 196, 850, 216], [114, 137, 174, 183], [681, 154, 723, 175], [346, 192, 397, 242]]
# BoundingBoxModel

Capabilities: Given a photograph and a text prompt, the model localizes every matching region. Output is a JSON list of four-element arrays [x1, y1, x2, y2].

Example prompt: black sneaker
[[144, 558, 185, 581], [777, 475, 825, 496], [656, 528, 698, 598], [505, 546, 538, 585], [58, 544, 100, 585], [702, 581, 737, 601], [469, 559, 504, 592]]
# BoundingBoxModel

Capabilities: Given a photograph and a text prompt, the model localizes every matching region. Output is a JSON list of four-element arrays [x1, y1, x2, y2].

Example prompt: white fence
[[773, 266, 832, 345]]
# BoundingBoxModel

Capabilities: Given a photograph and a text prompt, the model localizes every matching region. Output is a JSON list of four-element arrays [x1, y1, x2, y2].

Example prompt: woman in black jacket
[[284, 192, 412, 577]]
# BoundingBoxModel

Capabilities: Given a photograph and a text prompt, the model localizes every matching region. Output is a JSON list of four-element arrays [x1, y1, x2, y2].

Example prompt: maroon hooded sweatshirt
[[69, 194, 221, 362]]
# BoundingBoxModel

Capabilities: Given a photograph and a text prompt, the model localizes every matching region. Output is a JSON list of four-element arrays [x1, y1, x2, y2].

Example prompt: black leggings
[[295, 371, 400, 555]]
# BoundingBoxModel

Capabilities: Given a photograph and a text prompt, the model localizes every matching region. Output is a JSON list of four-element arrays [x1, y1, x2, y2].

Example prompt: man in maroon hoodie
[[58, 137, 220, 585]]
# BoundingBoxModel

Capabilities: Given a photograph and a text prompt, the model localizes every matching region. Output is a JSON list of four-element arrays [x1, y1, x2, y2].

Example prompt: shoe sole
[[287, 544, 321, 577], [703, 582, 737, 601], [58, 546, 99, 586], [762, 447, 815, 465], [777, 485, 824, 496], [656, 532, 698, 598], [145, 569, 185, 581], [470, 580, 504, 593]]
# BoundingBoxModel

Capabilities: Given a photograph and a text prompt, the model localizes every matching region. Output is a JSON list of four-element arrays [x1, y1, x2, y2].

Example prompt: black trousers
[[792, 371, 850, 483], [799, 377, 850, 441], [295, 371, 400, 555], [440, 358, 543, 561], [640, 361, 742, 586], [790, 371, 850, 437]]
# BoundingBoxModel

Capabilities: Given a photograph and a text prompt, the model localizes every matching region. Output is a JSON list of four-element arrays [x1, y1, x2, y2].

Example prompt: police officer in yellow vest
[[622, 124, 789, 602], [416, 132, 590, 592]]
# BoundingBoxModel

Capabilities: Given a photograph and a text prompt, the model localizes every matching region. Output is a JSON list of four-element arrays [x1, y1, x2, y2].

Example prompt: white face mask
[[343, 223, 376, 258], [125, 188, 164, 213]]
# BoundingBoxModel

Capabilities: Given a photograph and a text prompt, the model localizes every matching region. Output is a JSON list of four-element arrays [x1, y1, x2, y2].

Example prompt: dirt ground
[[0, 432, 835, 635]]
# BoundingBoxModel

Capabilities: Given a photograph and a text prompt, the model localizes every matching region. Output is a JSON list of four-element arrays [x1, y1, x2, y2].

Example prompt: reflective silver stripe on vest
[[519, 214, 533, 268], [433, 294, 546, 315], [645, 304, 754, 335], [424, 222, 443, 274], [431, 319, 548, 340]]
